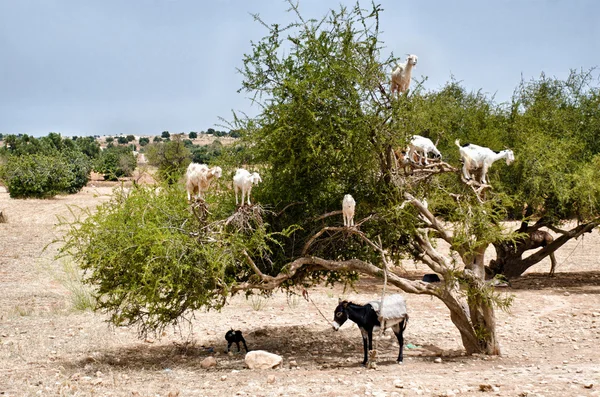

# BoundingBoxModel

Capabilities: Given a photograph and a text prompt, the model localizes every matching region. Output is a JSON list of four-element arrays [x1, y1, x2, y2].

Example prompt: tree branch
[[232, 255, 438, 296]]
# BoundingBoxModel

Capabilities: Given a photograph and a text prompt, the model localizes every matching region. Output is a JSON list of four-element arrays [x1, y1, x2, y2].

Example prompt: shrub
[[117, 136, 128, 145], [145, 135, 191, 184], [94, 146, 136, 181], [189, 131, 198, 139], [139, 137, 150, 146], [0, 153, 74, 198]]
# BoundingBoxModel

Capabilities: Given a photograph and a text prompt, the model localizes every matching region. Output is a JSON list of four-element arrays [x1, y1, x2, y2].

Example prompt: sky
[[1, 0, 598, 137]]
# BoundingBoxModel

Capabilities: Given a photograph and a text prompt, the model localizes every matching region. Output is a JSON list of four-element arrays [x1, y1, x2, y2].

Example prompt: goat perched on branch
[[342, 194, 356, 227], [455, 140, 515, 184], [233, 168, 262, 206], [185, 163, 223, 201], [391, 54, 418, 95], [408, 135, 442, 165]]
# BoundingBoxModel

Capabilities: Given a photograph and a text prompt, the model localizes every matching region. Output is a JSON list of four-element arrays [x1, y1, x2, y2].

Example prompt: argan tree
[[59, 2, 600, 357]]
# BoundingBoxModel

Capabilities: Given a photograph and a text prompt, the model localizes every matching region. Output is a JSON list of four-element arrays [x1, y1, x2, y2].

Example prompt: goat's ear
[[338, 297, 342, 304], [342, 301, 349, 308]]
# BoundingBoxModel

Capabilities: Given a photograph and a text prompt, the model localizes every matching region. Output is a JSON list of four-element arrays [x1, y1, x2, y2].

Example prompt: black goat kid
[[332, 298, 408, 366], [225, 329, 249, 353]]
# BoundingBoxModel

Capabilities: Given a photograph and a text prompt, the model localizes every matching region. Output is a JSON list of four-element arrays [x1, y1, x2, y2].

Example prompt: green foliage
[[139, 137, 150, 146], [161, 131, 171, 139], [0, 153, 74, 198], [105, 136, 114, 144], [126, 135, 136, 142], [0, 133, 94, 198], [189, 131, 198, 139], [94, 145, 136, 181], [117, 136, 128, 145], [145, 134, 191, 184], [57, 183, 290, 335], [191, 140, 223, 164], [153, 136, 162, 142]]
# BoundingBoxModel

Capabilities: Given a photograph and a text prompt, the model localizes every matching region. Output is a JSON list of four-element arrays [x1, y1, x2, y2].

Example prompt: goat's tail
[[454, 139, 461, 149], [402, 314, 409, 331]]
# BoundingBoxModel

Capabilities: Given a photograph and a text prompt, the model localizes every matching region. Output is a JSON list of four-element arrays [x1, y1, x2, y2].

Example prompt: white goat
[[455, 139, 515, 184], [233, 168, 262, 206], [185, 163, 223, 201], [342, 194, 356, 227], [391, 54, 418, 95], [408, 135, 442, 165]]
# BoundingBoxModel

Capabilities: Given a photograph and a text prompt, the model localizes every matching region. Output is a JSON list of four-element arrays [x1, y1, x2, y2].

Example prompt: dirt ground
[[1, 180, 599, 397]]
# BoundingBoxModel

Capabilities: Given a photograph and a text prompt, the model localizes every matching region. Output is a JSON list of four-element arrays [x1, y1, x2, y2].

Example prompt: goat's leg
[[226, 341, 233, 353], [480, 165, 489, 184], [247, 186, 252, 205], [549, 252, 557, 277], [392, 322, 405, 363], [360, 328, 369, 366], [462, 163, 471, 181], [235, 186, 239, 205], [241, 336, 249, 352]]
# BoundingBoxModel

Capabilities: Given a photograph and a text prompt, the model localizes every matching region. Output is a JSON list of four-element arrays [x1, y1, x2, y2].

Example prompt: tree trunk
[[489, 221, 597, 279]]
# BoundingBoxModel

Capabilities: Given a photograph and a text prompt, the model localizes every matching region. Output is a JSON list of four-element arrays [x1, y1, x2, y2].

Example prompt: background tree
[[189, 131, 198, 139], [139, 137, 150, 147], [145, 134, 191, 184], [0, 133, 96, 197], [94, 145, 136, 181], [105, 136, 114, 144], [126, 135, 136, 142], [161, 131, 171, 139]]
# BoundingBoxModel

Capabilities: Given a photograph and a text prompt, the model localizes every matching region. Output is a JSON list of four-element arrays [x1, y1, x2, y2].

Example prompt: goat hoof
[[396, 360, 404, 365]]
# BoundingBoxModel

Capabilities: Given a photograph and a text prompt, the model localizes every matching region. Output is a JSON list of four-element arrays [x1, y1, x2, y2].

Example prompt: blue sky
[[1, 0, 598, 137]]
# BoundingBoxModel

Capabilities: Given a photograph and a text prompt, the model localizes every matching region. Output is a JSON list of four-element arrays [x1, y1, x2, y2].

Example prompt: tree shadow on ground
[[509, 271, 600, 292], [56, 324, 464, 373]]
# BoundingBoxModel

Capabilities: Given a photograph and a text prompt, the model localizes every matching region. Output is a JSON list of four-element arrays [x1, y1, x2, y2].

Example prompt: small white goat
[[408, 135, 442, 165], [185, 163, 223, 201], [233, 168, 262, 206], [342, 194, 356, 227], [455, 139, 515, 184], [391, 54, 418, 95]]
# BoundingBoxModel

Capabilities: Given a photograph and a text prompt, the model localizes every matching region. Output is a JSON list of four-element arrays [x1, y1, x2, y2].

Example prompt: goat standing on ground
[[408, 135, 442, 165], [391, 54, 418, 95], [185, 163, 223, 201], [455, 139, 515, 184], [342, 194, 356, 227], [233, 168, 262, 206], [225, 329, 249, 353], [332, 295, 408, 366]]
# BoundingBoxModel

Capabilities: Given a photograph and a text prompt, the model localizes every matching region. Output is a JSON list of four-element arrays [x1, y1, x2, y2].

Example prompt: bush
[[126, 135, 136, 142], [189, 131, 198, 139], [161, 131, 170, 139], [0, 153, 74, 198], [145, 135, 191, 184], [94, 146, 137, 181], [117, 136, 128, 145], [139, 137, 150, 146]]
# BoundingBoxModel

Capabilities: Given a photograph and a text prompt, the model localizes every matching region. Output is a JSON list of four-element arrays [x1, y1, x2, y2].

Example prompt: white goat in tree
[[233, 168, 262, 206], [342, 194, 356, 227], [455, 140, 515, 184], [391, 54, 418, 95], [408, 135, 442, 165], [185, 163, 223, 201]]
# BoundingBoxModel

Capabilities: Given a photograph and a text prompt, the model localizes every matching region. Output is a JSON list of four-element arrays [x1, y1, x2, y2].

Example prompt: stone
[[267, 375, 276, 384], [393, 379, 404, 388], [200, 356, 217, 369], [245, 350, 283, 369], [434, 357, 442, 363]]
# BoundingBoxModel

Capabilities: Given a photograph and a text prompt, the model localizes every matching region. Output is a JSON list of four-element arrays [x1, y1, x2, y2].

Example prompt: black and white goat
[[332, 294, 408, 365], [225, 329, 249, 353]]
